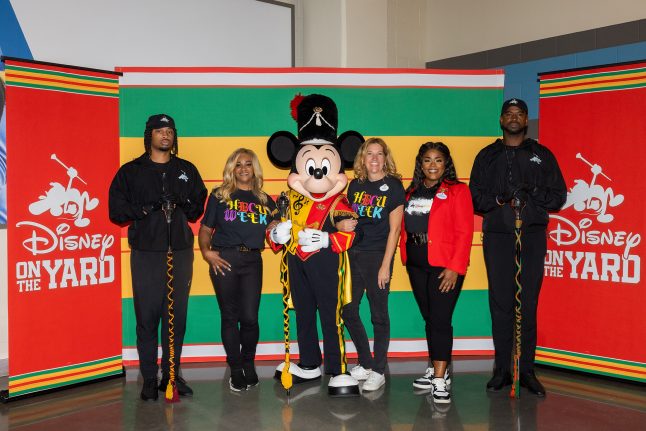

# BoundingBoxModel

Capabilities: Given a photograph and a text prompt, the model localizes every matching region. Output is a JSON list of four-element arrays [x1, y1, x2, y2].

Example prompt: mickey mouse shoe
[[274, 362, 322, 384], [328, 373, 360, 397]]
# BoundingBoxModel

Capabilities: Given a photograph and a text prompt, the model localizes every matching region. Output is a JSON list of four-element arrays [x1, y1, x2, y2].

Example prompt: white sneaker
[[350, 365, 372, 381], [412, 367, 451, 389], [362, 371, 385, 391], [431, 378, 451, 404]]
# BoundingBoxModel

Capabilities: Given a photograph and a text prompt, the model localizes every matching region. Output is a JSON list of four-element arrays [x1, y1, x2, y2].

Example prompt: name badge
[[436, 192, 447, 200]]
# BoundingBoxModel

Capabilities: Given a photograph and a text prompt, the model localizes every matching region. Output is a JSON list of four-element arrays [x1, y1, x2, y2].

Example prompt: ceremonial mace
[[276, 192, 293, 395], [510, 196, 525, 399], [162, 193, 180, 403]]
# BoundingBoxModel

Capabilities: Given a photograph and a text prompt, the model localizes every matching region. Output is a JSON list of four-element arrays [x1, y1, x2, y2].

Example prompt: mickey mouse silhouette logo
[[563, 152, 624, 223], [28, 154, 99, 228]]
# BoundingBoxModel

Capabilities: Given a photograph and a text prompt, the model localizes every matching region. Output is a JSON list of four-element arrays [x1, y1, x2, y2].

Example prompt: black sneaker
[[230, 369, 247, 392], [141, 378, 159, 401], [159, 376, 194, 397], [243, 363, 259, 387]]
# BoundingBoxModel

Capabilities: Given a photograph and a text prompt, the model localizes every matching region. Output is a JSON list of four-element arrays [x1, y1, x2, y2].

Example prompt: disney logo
[[16, 221, 114, 260], [549, 215, 640, 259]]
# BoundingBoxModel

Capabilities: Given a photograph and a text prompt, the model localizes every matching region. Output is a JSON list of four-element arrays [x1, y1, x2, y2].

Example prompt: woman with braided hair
[[399, 142, 474, 404]]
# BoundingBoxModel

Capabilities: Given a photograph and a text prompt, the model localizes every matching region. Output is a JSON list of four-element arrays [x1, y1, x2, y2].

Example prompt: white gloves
[[270, 220, 292, 244], [298, 228, 329, 252], [271, 223, 330, 252]]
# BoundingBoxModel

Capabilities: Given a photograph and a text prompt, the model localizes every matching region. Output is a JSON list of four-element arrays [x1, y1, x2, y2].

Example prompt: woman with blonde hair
[[199, 148, 278, 391], [339, 137, 405, 392]]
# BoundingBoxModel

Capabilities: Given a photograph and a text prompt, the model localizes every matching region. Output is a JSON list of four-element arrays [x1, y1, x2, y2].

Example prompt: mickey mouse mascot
[[268, 94, 364, 397]]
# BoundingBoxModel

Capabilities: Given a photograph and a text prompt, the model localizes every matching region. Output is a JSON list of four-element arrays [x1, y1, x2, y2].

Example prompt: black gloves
[[141, 193, 191, 217], [497, 183, 531, 205], [160, 192, 180, 205], [141, 200, 161, 216], [161, 192, 191, 211]]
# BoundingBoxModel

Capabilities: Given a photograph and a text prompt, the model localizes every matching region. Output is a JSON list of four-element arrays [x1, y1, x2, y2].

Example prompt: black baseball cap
[[146, 114, 176, 130], [501, 98, 528, 115]]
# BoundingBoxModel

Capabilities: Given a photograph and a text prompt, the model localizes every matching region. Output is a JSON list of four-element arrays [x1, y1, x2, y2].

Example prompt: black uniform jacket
[[469, 138, 567, 233], [109, 153, 207, 251]]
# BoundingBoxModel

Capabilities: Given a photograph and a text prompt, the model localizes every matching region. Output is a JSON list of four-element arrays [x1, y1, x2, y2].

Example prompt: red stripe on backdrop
[[540, 61, 646, 80], [9, 73, 118, 90], [120, 84, 502, 90], [542, 74, 646, 91], [9, 363, 121, 390], [116, 66, 505, 76], [8, 59, 119, 80]]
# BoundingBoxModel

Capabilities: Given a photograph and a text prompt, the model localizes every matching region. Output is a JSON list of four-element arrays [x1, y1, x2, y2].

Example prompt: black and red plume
[[290, 94, 305, 121]]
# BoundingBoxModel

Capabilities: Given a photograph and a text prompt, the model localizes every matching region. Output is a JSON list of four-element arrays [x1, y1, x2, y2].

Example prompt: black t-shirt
[[404, 185, 437, 233], [347, 175, 405, 251], [201, 189, 278, 250]]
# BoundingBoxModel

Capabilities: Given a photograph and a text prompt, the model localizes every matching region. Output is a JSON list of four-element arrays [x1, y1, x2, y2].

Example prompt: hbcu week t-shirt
[[347, 175, 405, 251], [201, 188, 278, 250], [404, 185, 438, 234]]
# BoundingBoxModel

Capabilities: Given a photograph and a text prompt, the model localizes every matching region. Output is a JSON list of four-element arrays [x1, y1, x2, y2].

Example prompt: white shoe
[[328, 374, 360, 397], [431, 378, 451, 404], [362, 371, 385, 391], [350, 365, 372, 381], [412, 367, 451, 389]]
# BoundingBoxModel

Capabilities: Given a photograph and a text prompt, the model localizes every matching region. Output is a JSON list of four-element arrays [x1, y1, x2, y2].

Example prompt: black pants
[[131, 248, 193, 380], [483, 230, 547, 372], [287, 250, 346, 375], [209, 248, 263, 370], [343, 249, 391, 374], [405, 243, 463, 362]]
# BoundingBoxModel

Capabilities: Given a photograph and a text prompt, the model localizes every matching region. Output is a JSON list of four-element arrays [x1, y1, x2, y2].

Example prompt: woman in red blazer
[[399, 142, 474, 404]]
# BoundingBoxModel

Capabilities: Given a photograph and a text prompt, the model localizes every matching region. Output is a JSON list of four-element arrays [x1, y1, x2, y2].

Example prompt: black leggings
[[209, 248, 263, 370], [343, 249, 391, 374], [405, 243, 463, 362]]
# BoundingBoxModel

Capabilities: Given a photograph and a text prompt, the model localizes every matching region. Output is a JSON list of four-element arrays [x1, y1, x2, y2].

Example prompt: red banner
[[4, 59, 122, 398], [537, 61, 646, 382]]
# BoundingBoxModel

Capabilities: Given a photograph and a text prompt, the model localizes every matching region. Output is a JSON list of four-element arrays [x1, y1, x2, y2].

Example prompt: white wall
[[295, 0, 646, 68], [425, 0, 646, 61], [347, 0, 388, 67], [301, 0, 345, 66], [10, 0, 293, 70]]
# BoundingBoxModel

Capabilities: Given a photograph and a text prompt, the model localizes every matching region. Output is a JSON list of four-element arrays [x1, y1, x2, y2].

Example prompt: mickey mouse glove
[[270, 220, 292, 244], [297, 228, 329, 252]]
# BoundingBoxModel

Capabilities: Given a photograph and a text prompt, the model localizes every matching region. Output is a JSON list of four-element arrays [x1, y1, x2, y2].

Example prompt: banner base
[[1, 367, 125, 404]]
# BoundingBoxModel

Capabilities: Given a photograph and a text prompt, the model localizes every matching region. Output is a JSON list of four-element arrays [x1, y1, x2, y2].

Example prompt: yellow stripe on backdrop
[[119, 136, 497, 298]]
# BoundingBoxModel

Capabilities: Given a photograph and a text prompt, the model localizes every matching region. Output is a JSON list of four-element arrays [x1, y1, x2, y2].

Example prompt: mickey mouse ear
[[267, 131, 298, 169], [337, 130, 365, 169]]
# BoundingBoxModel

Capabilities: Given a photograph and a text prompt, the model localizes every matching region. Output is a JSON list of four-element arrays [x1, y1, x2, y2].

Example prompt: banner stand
[[537, 60, 646, 383], [2, 57, 124, 400]]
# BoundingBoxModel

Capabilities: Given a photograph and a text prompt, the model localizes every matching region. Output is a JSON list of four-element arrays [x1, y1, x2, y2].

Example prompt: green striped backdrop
[[118, 68, 504, 362]]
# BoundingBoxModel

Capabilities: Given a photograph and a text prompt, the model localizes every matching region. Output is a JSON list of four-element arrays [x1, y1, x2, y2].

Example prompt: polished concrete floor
[[1, 358, 644, 431]]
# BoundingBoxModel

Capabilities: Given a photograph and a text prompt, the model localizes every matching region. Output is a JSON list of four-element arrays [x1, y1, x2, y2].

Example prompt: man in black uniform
[[469, 99, 566, 397], [109, 114, 207, 401]]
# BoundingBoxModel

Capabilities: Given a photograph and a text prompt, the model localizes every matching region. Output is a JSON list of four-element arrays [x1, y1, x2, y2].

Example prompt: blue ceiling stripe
[[0, 0, 33, 70]]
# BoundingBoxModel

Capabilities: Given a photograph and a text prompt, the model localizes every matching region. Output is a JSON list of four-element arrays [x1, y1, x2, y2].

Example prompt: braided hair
[[406, 141, 460, 193], [144, 126, 179, 155]]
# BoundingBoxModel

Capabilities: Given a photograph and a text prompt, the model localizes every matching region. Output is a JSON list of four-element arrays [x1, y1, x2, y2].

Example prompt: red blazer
[[399, 181, 474, 275]]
